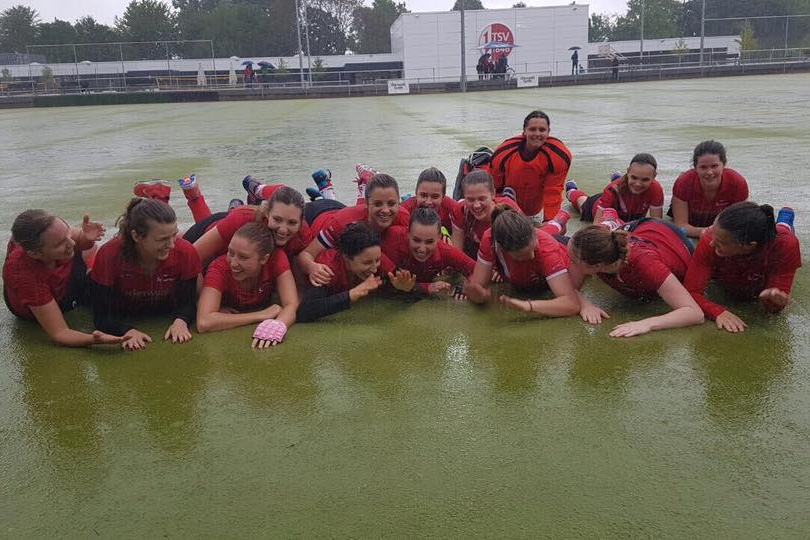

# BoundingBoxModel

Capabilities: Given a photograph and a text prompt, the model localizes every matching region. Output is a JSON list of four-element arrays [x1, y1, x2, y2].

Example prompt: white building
[[390, 5, 589, 82]]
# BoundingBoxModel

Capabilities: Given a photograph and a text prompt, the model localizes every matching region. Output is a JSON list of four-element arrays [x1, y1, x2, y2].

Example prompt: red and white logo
[[478, 22, 515, 61]]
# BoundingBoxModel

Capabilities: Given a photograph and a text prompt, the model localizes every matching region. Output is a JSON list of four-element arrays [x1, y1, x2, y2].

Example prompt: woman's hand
[[80, 214, 106, 243], [759, 288, 790, 313], [349, 275, 383, 302], [251, 319, 288, 348], [260, 304, 282, 320], [499, 295, 532, 313], [164, 319, 193, 343], [491, 269, 504, 283], [580, 303, 609, 325], [609, 320, 652, 338], [428, 281, 451, 295], [388, 269, 416, 292], [308, 263, 335, 286], [122, 329, 152, 350], [715, 310, 747, 333], [91, 330, 129, 345]]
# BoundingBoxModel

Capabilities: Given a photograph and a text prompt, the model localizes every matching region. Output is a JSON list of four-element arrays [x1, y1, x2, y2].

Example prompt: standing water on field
[[1, 74, 810, 537]]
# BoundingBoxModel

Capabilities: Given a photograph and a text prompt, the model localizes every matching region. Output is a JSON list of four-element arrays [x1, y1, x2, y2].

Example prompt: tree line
[[1, 0, 809, 62], [589, 0, 810, 49]]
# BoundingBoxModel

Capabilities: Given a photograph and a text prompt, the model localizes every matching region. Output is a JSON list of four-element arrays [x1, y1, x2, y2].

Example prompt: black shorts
[[304, 199, 345, 225], [579, 194, 601, 222]]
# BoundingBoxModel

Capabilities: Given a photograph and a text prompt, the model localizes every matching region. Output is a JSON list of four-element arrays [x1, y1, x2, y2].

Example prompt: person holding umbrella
[[571, 49, 579, 75], [242, 61, 254, 87]]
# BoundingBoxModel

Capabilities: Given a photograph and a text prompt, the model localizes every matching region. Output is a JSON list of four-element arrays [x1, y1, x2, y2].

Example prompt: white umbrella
[[228, 61, 237, 86], [197, 62, 206, 86]]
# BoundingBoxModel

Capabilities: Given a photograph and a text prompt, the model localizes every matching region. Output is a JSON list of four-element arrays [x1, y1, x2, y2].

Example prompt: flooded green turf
[[2, 74, 810, 537]]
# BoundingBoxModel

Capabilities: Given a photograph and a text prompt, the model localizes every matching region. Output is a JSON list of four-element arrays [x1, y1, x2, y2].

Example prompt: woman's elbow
[[196, 315, 213, 333]]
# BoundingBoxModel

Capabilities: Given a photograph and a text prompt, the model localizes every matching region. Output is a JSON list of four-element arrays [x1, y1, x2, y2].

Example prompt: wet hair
[[233, 221, 275, 257], [461, 169, 495, 195], [258, 186, 305, 221], [491, 205, 534, 252], [11, 209, 58, 251], [523, 110, 550, 129], [716, 201, 776, 246], [570, 225, 630, 266], [416, 167, 447, 193], [116, 197, 176, 262], [409, 207, 441, 233], [692, 140, 727, 166], [338, 222, 381, 258], [619, 152, 658, 191], [365, 173, 400, 201]]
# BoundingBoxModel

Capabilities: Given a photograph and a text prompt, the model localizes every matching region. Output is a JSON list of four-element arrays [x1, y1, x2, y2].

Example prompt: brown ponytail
[[116, 197, 176, 262], [571, 225, 630, 265]]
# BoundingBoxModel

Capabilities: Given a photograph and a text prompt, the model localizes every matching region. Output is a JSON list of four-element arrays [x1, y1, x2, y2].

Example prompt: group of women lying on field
[[2, 110, 801, 349]]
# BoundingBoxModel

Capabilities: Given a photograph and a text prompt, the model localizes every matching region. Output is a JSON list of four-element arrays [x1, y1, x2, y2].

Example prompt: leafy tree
[[0, 5, 40, 53], [276, 57, 288, 73], [311, 56, 326, 80], [37, 19, 76, 46], [40, 65, 53, 90], [73, 17, 120, 62], [612, 0, 681, 41], [452, 0, 485, 9], [513, 2, 527, 6], [310, 0, 362, 49], [306, 6, 349, 55], [1, 67, 12, 82], [672, 37, 689, 64], [589, 13, 614, 42], [352, 0, 407, 54], [115, 0, 177, 59], [736, 20, 760, 59]]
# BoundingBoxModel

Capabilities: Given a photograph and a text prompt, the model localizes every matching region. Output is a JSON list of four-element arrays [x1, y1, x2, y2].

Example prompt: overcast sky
[[1, 0, 630, 26]]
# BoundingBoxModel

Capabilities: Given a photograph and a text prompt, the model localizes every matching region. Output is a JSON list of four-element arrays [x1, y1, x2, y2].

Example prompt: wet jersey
[[204, 250, 291, 311], [477, 228, 569, 290], [381, 226, 474, 283], [596, 177, 664, 221], [400, 196, 458, 231], [3, 240, 75, 319], [672, 168, 748, 227]]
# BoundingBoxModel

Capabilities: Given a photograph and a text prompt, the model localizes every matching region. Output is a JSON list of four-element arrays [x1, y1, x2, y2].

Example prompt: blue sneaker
[[228, 198, 244, 211], [305, 187, 322, 202], [242, 175, 261, 204], [610, 171, 622, 181], [311, 168, 332, 191], [178, 174, 196, 190], [401, 193, 414, 202], [776, 207, 795, 231], [502, 186, 517, 201], [565, 179, 578, 192]]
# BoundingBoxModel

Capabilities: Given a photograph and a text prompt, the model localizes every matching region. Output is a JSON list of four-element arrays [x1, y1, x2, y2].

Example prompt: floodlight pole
[[639, 0, 645, 65], [699, 0, 706, 66], [460, 0, 467, 92], [302, 0, 313, 83], [294, 0, 305, 88]]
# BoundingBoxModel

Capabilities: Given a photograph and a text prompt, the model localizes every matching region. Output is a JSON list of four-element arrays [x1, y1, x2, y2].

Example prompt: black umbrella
[[257, 61, 275, 69], [242, 60, 254, 66], [568, 46, 582, 50]]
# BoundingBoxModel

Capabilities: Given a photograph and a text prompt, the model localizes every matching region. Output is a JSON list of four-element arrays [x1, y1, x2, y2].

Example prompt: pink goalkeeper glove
[[251, 319, 287, 348]]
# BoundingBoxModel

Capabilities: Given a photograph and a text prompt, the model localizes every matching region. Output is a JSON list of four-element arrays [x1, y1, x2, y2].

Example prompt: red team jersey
[[597, 220, 692, 299], [316, 205, 410, 249], [684, 228, 801, 319], [672, 168, 748, 227], [477, 228, 570, 290], [214, 205, 310, 259], [451, 196, 520, 257], [314, 248, 395, 293], [381, 226, 474, 284], [596, 178, 665, 221], [3, 240, 75, 319], [203, 250, 291, 311], [489, 135, 573, 218], [90, 236, 202, 315], [399, 196, 458, 231]]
